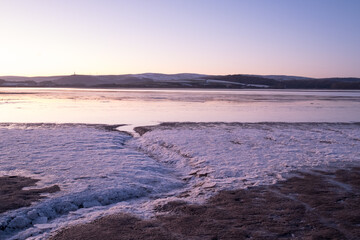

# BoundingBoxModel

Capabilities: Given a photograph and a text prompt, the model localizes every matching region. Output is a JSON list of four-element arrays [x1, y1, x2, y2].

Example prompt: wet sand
[[50, 167, 360, 240], [0, 176, 60, 214]]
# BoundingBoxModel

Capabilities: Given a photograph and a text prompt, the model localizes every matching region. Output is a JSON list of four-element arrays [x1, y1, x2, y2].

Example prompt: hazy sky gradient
[[1, 0, 360, 77]]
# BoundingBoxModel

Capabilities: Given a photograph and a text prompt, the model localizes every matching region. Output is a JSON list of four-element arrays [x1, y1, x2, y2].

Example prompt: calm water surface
[[1, 88, 360, 132]]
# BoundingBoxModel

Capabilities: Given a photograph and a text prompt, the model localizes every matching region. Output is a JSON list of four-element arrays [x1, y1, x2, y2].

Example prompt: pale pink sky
[[0, 0, 359, 77]]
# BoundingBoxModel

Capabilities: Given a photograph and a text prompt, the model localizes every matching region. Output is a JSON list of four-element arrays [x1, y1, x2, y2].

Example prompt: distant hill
[[1, 73, 360, 89], [0, 76, 65, 82], [54, 75, 103, 86]]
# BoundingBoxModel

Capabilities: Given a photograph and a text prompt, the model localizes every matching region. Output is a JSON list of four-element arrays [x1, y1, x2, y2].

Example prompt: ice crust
[[1, 123, 360, 239], [130, 123, 360, 199], [0, 124, 183, 239]]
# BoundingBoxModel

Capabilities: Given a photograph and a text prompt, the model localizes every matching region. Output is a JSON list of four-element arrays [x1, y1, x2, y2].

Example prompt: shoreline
[[50, 167, 360, 240]]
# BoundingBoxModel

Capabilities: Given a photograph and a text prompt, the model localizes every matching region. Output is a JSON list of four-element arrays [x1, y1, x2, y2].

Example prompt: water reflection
[[1, 88, 360, 132]]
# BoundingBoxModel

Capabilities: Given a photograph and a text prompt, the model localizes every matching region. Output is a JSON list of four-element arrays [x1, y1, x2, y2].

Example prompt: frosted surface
[[0, 124, 183, 239], [131, 123, 360, 199]]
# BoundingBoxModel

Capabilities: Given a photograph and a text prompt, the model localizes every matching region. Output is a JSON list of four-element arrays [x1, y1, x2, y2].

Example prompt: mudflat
[[50, 167, 360, 240], [0, 176, 60, 214]]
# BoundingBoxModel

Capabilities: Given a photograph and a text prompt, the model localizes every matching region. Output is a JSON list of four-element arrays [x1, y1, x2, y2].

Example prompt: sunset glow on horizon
[[1, 0, 360, 78]]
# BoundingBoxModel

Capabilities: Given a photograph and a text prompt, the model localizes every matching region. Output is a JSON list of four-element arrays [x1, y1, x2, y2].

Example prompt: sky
[[0, 0, 360, 78]]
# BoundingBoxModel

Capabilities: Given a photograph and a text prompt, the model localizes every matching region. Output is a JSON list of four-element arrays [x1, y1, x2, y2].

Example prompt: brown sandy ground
[[50, 167, 360, 240], [0, 176, 60, 214]]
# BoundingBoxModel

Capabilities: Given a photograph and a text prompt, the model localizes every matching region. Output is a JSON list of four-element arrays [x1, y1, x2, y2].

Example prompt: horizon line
[[2, 72, 360, 79]]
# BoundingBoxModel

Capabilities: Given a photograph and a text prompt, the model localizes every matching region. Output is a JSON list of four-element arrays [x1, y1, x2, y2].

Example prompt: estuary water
[[1, 88, 360, 132]]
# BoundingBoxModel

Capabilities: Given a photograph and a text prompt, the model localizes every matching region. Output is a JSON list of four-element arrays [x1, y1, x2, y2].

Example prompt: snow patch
[[129, 123, 360, 199], [0, 124, 183, 239]]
